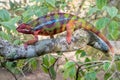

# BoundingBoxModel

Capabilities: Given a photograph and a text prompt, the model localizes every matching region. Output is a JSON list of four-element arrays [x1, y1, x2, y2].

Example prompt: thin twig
[[76, 66, 81, 80]]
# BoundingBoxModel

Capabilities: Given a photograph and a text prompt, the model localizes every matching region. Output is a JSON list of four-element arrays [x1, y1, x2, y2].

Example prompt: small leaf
[[80, 51, 86, 57], [108, 21, 119, 40], [46, 0, 56, 7], [88, 7, 98, 16], [13, 39, 21, 45], [103, 62, 110, 71], [49, 55, 56, 66], [30, 58, 37, 70], [64, 61, 75, 69], [96, 0, 107, 9], [116, 14, 120, 19], [0, 16, 20, 30], [75, 50, 86, 59], [106, 6, 118, 18], [63, 61, 76, 79], [85, 57, 91, 62], [0, 31, 11, 40], [0, 9, 11, 21], [96, 17, 110, 30], [85, 71, 96, 80], [41, 64, 48, 73], [49, 66, 56, 80], [42, 55, 49, 67], [104, 73, 111, 80]]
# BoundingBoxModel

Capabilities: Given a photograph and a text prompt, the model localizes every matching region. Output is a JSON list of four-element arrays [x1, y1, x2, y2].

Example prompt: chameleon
[[16, 12, 114, 55]]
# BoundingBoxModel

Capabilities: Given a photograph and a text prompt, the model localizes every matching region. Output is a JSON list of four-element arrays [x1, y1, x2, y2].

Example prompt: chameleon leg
[[24, 30, 40, 49], [66, 21, 75, 44]]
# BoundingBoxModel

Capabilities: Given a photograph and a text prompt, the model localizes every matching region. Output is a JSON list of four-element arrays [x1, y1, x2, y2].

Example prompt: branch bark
[[0, 29, 111, 60]]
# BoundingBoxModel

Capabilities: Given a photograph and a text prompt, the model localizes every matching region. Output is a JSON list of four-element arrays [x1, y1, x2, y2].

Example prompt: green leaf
[[104, 73, 111, 80], [41, 64, 48, 73], [0, 31, 11, 40], [88, 7, 98, 16], [49, 55, 56, 66], [46, 0, 56, 7], [64, 61, 75, 69], [85, 57, 91, 62], [49, 66, 56, 80], [0, 9, 11, 21], [106, 6, 118, 18], [13, 39, 21, 45], [80, 51, 86, 57], [103, 62, 110, 71], [85, 71, 96, 80], [116, 14, 120, 19], [63, 61, 76, 79], [0, 16, 20, 30], [75, 50, 86, 59], [109, 21, 119, 33], [96, 0, 107, 9], [96, 17, 110, 30], [108, 21, 119, 40], [30, 58, 37, 70], [34, 7, 48, 17], [42, 55, 49, 67]]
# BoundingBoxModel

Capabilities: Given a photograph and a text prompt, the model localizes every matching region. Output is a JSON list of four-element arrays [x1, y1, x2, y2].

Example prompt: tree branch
[[0, 29, 111, 60]]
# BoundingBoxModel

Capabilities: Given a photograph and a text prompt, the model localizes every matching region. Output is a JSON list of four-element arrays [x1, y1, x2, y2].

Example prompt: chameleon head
[[16, 23, 33, 34]]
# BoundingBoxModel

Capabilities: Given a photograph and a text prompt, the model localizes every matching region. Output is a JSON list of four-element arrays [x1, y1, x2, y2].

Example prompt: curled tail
[[77, 19, 114, 55]]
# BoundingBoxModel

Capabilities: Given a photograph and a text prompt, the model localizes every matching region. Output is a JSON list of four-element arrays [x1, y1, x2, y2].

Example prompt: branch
[[0, 29, 110, 60]]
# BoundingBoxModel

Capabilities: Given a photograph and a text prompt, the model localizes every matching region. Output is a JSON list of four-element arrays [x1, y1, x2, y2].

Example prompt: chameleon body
[[16, 13, 114, 54]]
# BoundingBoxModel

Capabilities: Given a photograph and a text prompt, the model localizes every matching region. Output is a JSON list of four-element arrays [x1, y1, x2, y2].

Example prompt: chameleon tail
[[83, 23, 114, 55]]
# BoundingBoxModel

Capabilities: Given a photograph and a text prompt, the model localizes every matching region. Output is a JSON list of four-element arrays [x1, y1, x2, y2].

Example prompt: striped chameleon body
[[16, 13, 114, 54]]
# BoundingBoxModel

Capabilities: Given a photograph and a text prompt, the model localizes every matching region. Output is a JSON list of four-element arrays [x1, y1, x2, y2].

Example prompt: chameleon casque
[[16, 12, 114, 54]]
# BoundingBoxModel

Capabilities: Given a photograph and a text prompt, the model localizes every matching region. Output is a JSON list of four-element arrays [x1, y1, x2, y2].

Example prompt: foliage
[[88, 0, 120, 40], [0, 0, 120, 80]]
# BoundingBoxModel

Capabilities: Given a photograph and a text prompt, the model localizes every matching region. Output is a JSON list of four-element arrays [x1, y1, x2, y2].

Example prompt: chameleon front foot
[[24, 43, 28, 50], [66, 36, 71, 44]]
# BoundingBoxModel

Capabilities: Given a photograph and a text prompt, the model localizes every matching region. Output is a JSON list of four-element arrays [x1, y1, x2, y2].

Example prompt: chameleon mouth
[[23, 29, 30, 31]]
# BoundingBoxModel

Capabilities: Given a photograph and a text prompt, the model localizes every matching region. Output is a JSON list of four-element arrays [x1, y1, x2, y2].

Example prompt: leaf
[[30, 58, 37, 70], [46, 0, 56, 7], [41, 64, 48, 73], [63, 61, 76, 79], [116, 14, 120, 19], [106, 6, 118, 18], [0, 16, 20, 30], [75, 50, 86, 59], [34, 7, 48, 17], [108, 21, 119, 40], [0, 9, 11, 21], [42, 55, 49, 67], [96, 0, 107, 9], [85, 71, 96, 80], [13, 39, 21, 45], [64, 61, 75, 69], [96, 17, 110, 30], [0, 31, 11, 40], [85, 57, 91, 62], [49, 55, 56, 66], [103, 62, 110, 71], [104, 73, 111, 80], [88, 7, 99, 16], [69, 66, 76, 78], [49, 66, 56, 80], [80, 51, 86, 57]]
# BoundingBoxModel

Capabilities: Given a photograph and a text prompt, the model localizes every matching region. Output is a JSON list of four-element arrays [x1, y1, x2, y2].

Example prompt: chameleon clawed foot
[[66, 36, 71, 44], [24, 43, 28, 50]]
